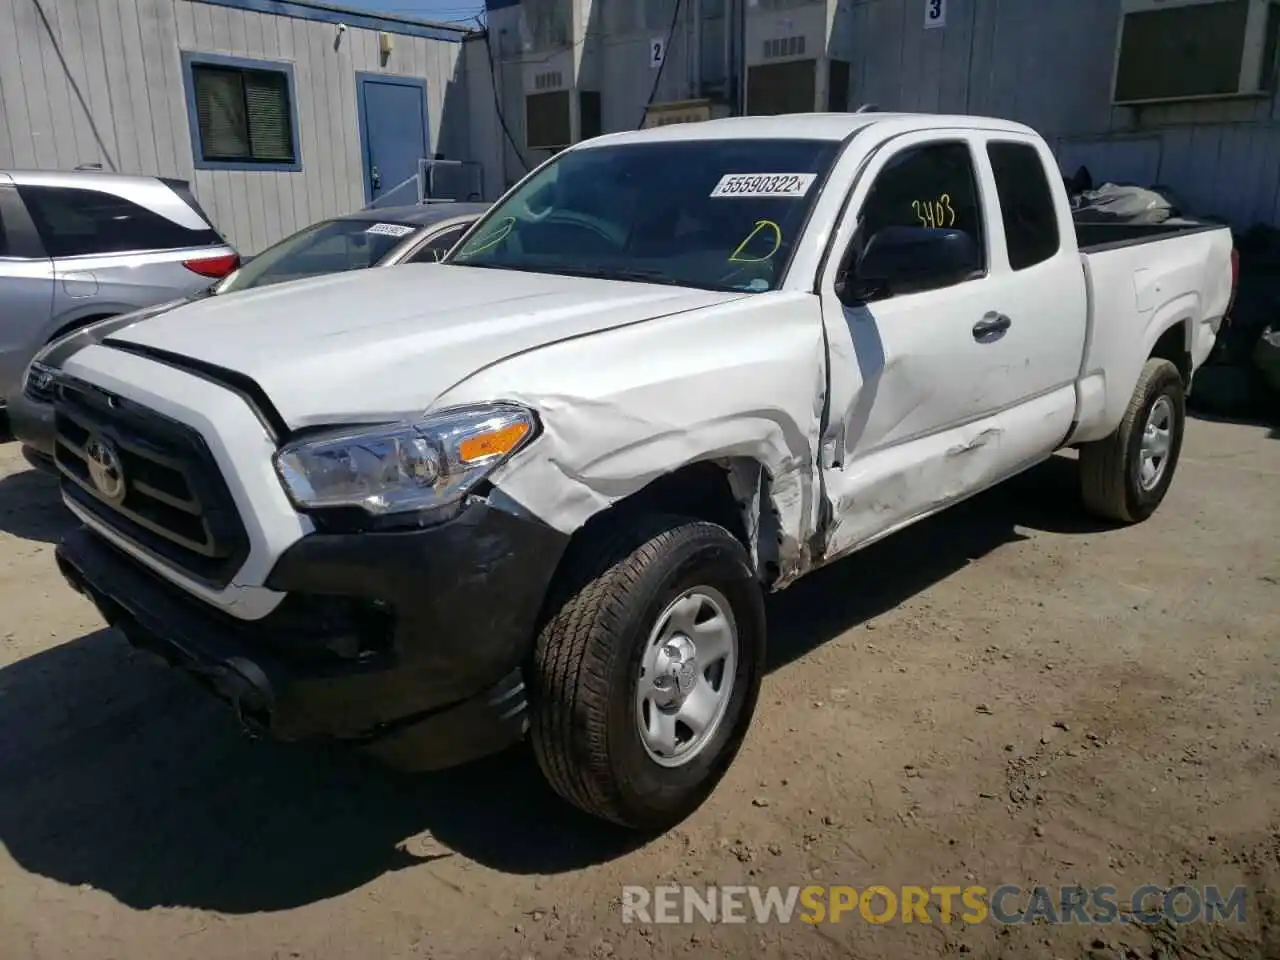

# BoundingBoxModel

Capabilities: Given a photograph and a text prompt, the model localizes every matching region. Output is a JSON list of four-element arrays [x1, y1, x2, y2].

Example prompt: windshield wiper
[[542, 265, 703, 288]]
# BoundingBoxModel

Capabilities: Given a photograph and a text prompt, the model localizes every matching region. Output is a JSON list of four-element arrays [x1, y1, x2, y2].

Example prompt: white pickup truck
[[50, 113, 1235, 830]]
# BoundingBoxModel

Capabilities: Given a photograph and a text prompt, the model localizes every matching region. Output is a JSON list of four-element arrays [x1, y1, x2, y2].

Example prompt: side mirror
[[838, 225, 981, 303]]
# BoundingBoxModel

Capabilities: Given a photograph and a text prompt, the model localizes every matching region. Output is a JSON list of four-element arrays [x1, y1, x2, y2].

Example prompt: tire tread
[[531, 515, 731, 827], [1079, 357, 1181, 523]]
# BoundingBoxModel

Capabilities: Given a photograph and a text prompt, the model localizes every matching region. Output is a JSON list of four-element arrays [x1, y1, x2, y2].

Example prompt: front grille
[[53, 377, 250, 588], [23, 364, 56, 405]]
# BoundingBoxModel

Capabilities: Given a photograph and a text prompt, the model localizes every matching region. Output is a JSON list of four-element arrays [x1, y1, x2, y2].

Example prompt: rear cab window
[[450, 138, 842, 293], [986, 141, 1060, 270], [16, 185, 222, 258]]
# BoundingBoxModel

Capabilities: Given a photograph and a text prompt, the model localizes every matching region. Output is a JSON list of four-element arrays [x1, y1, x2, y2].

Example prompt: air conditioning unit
[[1112, 0, 1280, 105]]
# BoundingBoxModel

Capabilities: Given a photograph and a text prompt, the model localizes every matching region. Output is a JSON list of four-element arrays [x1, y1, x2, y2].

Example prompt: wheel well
[[571, 459, 781, 585], [1150, 322, 1191, 385], [48, 313, 116, 344]]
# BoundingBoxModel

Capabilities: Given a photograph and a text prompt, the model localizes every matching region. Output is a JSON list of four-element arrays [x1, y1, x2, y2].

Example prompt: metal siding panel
[[174, 0, 196, 45], [1267, 132, 1280, 225], [29, 0, 78, 167], [12, 0, 57, 168], [224, 170, 253, 249], [140, 0, 180, 176], [47, 0, 99, 168], [0, 0, 36, 167], [1239, 127, 1280, 227], [210, 2, 234, 52], [156, 0, 195, 181], [315, 22, 345, 215], [332, 28, 360, 214], [115, 0, 160, 173], [296, 18, 334, 222], [80, 0, 125, 169], [938, 0, 974, 115], [274, 16, 306, 236], [896, 0, 925, 113]]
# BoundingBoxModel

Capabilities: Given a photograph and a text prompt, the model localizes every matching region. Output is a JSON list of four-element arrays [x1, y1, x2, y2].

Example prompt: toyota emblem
[[84, 437, 126, 503]]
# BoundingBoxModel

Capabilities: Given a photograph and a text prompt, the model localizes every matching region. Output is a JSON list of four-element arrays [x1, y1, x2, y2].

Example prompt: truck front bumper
[[55, 500, 569, 771]]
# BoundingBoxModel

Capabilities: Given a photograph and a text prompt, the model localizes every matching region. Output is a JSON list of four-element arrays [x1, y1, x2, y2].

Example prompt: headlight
[[274, 403, 537, 515]]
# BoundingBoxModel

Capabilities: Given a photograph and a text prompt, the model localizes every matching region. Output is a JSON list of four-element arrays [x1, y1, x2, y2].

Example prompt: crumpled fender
[[430, 292, 829, 587]]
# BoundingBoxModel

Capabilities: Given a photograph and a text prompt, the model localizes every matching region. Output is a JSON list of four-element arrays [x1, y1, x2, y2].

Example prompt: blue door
[[357, 74, 429, 204]]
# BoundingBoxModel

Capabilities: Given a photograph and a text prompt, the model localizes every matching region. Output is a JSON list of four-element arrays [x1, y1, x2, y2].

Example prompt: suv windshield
[[217, 217, 420, 293], [448, 138, 841, 293]]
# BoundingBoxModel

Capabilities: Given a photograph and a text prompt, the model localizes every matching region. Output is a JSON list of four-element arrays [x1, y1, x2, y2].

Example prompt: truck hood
[[103, 263, 746, 428]]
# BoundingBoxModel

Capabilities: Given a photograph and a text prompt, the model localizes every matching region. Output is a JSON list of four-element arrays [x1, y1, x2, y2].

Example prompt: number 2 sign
[[924, 0, 946, 29], [649, 37, 666, 69]]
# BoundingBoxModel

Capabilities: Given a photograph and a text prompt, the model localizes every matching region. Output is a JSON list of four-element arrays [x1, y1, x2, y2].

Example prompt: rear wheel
[[530, 516, 765, 830], [1079, 357, 1186, 523]]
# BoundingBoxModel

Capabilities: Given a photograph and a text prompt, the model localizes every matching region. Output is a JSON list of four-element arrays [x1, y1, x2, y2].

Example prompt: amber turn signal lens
[[458, 421, 531, 463]]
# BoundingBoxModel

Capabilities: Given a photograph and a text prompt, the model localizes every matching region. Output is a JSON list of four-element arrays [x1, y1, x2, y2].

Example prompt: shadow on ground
[[0, 455, 1108, 913], [0, 464, 78, 544]]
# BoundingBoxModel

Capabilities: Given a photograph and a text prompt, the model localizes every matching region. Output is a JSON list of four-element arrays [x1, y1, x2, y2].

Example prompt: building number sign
[[649, 37, 666, 69], [924, 0, 947, 29]]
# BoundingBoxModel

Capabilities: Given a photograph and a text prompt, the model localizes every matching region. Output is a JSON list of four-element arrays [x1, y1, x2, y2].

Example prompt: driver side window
[[855, 141, 987, 292]]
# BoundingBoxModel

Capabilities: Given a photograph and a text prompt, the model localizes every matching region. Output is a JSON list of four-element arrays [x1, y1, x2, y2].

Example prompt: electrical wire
[[478, 19, 531, 174], [635, 0, 684, 130]]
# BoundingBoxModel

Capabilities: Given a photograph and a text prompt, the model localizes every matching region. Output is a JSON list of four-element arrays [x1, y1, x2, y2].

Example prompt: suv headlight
[[274, 403, 537, 516]]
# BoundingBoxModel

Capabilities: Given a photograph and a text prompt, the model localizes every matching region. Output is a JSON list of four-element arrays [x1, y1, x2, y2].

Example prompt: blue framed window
[[181, 51, 302, 172]]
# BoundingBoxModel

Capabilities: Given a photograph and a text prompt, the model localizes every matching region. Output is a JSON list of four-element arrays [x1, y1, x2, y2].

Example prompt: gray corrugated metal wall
[[837, 0, 1280, 228], [0, 0, 478, 252], [489, 0, 1280, 229]]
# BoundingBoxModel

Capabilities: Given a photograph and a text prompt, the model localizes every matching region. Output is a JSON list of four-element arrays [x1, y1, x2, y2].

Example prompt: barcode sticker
[[710, 173, 817, 198], [365, 222, 416, 237]]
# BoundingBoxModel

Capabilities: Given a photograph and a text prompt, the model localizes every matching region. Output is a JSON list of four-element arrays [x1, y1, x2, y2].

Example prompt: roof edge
[[190, 0, 478, 42]]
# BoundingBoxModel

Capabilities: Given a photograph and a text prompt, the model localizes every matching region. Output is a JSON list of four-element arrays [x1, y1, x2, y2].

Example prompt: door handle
[[370, 165, 381, 191], [972, 312, 1012, 343]]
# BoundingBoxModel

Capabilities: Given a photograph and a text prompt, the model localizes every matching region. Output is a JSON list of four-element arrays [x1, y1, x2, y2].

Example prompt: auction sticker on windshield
[[711, 173, 817, 198], [365, 223, 417, 238]]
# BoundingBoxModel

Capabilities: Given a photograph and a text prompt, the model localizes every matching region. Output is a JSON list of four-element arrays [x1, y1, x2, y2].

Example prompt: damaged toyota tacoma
[[49, 113, 1235, 830]]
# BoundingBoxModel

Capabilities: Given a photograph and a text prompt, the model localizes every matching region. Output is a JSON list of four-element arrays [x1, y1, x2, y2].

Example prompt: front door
[[815, 132, 1069, 560], [357, 74, 429, 205]]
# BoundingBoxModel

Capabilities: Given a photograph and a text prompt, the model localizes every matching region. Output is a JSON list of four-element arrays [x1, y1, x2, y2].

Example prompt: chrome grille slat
[[51, 376, 251, 588]]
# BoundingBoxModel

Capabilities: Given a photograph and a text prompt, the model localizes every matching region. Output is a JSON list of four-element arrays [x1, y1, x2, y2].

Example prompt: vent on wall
[[1112, 0, 1280, 104], [534, 70, 565, 91], [763, 35, 806, 59], [526, 90, 571, 150]]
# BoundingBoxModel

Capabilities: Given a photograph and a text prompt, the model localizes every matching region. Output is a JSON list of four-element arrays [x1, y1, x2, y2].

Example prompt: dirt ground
[[1, 415, 1277, 960]]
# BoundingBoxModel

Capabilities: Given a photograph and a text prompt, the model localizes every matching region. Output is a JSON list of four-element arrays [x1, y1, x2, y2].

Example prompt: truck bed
[[1070, 219, 1235, 446], [1074, 217, 1227, 254]]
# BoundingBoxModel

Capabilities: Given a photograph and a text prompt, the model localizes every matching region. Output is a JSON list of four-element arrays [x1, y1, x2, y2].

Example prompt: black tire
[[530, 515, 766, 830], [1079, 357, 1186, 523]]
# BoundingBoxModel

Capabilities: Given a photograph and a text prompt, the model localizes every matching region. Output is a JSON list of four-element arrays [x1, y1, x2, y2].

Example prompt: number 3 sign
[[649, 37, 666, 69], [924, 0, 947, 28]]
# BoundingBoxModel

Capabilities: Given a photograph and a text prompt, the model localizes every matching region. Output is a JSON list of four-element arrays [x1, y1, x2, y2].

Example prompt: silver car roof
[[1, 169, 213, 230]]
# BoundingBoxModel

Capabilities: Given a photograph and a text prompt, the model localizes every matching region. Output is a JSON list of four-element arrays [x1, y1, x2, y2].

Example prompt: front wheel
[[1079, 357, 1186, 523], [529, 516, 766, 830]]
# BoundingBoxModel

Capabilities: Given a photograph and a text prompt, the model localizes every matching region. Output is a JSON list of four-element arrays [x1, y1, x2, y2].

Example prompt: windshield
[[447, 138, 841, 293], [217, 218, 421, 293]]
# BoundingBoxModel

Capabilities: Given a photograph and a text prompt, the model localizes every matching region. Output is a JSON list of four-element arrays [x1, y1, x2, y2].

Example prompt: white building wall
[[0, 0, 480, 252]]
